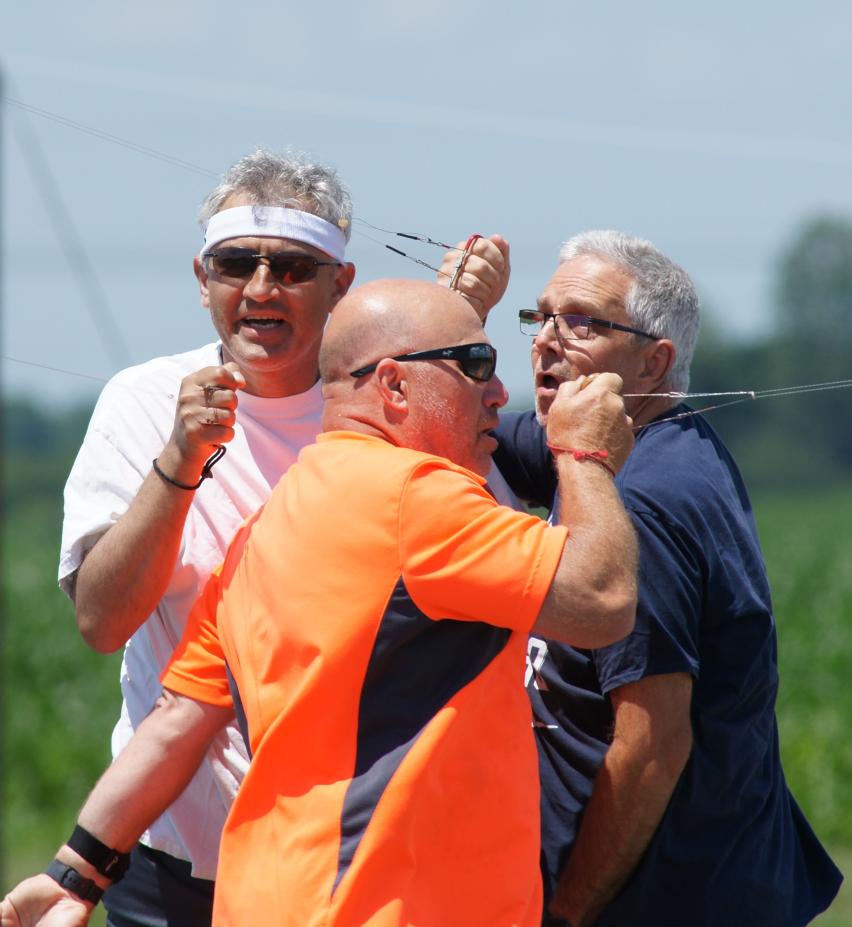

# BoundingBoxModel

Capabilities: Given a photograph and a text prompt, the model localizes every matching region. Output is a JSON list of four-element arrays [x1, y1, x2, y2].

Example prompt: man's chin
[[533, 396, 551, 427]]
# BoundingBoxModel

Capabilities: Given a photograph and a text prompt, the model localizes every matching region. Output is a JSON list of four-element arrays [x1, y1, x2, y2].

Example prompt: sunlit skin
[[320, 279, 510, 478], [405, 343, 509, 477], [532, 255, 674, 429], [193, 192, 355, 399]]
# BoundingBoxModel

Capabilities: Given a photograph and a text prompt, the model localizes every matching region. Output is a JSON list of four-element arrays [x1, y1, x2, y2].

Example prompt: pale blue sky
[[4, 1, 852, 406]]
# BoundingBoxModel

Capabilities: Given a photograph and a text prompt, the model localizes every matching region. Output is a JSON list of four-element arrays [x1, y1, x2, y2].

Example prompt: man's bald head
[[319, 279, 485, 386], [318, 278, 507, 476]]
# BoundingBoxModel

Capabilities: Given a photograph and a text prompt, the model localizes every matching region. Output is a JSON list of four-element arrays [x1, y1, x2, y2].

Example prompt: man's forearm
[[534, 373, 637, 648], [71, 690, 232, 850], [550, 675, 693, 926], [535, 455, 637, 648], [72, 361, 245, 654], [549, 741, 669, 925], [74, 465, 196, 652]]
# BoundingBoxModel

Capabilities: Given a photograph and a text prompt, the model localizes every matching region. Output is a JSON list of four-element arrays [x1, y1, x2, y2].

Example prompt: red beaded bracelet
[[546, 443, 616, 478]]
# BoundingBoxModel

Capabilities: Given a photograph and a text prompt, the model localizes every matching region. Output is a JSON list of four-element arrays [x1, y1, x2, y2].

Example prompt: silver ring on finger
[[205, 408, 218, 426], [203, 385, 217, 408]]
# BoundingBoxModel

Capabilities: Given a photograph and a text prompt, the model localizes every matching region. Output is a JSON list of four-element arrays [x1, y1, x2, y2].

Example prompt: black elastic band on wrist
[[67, 824, 131, 881], [152, 446, 227, 491], [46, 859, 104, 905]]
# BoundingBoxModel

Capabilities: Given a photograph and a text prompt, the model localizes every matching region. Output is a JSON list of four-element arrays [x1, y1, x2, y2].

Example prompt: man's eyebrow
[[536, 294, 592, 313]]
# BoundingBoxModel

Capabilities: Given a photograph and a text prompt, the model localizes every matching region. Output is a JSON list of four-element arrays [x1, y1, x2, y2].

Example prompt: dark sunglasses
[[350, 342, 498, 382], [204, 248, 341, 284]]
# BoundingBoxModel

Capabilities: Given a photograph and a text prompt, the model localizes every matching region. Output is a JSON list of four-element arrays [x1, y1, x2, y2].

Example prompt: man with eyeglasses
[[57, 148, 360, 926], [6, 278, 638, 927], [442, 230, 841, 926]]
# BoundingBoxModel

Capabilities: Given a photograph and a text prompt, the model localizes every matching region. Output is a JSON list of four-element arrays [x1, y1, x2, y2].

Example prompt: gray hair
[[198, 147, 353, 242], [559, 230, 700, 393]]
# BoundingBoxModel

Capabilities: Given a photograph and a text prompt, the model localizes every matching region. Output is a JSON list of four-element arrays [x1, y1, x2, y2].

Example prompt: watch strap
[[67, 824, 130, 881], [45, 859, 103, 905]]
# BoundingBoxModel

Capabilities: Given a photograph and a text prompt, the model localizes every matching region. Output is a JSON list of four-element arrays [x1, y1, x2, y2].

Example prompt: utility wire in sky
[[9, 91, 132, 368], [3, 97, 219, 179]]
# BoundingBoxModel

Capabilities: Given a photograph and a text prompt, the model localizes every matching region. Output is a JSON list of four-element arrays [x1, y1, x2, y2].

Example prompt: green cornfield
[[756, 488, 852, 926]]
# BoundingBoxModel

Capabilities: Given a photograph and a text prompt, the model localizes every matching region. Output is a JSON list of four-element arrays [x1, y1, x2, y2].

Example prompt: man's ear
[[328, 263, 357, 310], [639, 338, 675, 389], [373, 359, 410, 417], [194, 255, 211, 309]]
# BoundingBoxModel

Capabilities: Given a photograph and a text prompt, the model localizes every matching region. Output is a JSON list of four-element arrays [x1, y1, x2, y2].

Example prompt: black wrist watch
[[67, 824, 131, 881], [45, 859, 104, 905]]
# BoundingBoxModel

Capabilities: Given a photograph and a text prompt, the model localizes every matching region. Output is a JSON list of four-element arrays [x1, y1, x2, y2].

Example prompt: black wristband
[[45, 859, 104, 905], [67, 824, 130, 881], [151, 445, 227, 491]]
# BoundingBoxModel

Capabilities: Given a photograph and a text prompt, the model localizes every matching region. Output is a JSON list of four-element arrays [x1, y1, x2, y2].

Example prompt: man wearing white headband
[[58, 148, 356, 927]]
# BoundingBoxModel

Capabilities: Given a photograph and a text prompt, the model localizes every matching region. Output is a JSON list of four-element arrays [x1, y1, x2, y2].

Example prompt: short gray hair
[[559, 230, 700, 393], [199, 147, 353, 242]]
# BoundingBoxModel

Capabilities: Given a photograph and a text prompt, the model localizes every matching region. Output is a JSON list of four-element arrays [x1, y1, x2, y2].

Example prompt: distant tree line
[[3, 400, 93, 522], [690, 215, 852, 490]]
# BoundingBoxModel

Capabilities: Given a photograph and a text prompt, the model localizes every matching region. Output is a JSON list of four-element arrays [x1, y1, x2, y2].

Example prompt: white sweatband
[[202, 206, 347, 262]]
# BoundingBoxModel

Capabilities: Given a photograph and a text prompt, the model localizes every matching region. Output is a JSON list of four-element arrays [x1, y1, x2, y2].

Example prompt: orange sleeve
[[398, 461, 567, 632], [161, 566, 233, 708]]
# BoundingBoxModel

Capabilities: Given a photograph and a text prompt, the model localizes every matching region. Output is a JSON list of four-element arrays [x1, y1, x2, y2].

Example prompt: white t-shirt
[[59, 341, 523, 880], [59, 343, 325, 879]]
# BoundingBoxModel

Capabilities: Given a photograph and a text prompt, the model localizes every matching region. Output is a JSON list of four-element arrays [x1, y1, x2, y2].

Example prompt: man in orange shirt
[[2, 279, 637, 927]]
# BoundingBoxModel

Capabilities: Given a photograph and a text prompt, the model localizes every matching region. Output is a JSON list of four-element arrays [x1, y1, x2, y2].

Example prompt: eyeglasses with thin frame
[[519, 309, 657, 343], [204, 248, 341, 285], [350, 342, 497, 382]]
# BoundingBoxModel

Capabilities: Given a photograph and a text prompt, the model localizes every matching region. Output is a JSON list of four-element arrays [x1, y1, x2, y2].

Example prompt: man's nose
[[485, 373, 509, 409], [533, 316, 561, 353], [242, 260, 279, 300]]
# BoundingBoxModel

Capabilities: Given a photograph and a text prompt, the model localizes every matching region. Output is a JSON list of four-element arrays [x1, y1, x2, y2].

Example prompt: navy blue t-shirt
[[495, 406, 842, 927]]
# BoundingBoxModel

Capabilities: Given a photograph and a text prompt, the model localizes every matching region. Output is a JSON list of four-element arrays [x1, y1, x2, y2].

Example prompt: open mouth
[[538, 373, 562, 392], [242, 317, 283, 329]]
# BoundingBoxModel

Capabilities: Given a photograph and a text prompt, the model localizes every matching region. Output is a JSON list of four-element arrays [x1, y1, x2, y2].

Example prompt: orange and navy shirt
[[163, 431, 568, 927]]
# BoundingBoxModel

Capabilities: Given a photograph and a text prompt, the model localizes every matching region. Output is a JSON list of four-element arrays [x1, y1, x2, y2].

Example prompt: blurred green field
[[753, 488, 852, 925], [1, 405, 849, 922]]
